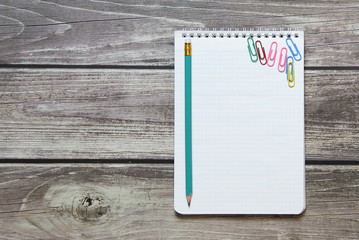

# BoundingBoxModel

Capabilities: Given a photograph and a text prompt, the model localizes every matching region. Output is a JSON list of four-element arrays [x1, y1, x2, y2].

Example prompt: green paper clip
[[247, 37, 258, 62]]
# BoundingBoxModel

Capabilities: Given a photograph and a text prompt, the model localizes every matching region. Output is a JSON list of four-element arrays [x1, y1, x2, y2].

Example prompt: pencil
[[185, 39, 192, 207]]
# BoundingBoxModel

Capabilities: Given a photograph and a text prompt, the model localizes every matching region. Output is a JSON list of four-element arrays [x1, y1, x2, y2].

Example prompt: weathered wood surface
[[0, 164, 358, 239], [0, 0, 358, 239], [0, 69, 173, 160], [0, 0, 358, 66], [0, 69, 358, 160]]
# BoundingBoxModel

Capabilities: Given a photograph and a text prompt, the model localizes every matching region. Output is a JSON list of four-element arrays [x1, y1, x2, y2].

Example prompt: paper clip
[[267, 42, 278, 67], [286, 56, 294, 74], [255, 40, 267, 65], [247, 37, 258, 62], [278, 47, 287, 72], [287, 61, 295, 88], [286, 38, 302, 61]]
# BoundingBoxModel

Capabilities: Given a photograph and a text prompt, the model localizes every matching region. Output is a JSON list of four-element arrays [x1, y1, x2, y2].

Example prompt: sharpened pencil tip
[[186, 194, 192, 207]]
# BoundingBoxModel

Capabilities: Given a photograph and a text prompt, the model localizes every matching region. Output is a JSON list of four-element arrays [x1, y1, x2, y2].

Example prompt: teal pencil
[[185, 39, 192, 207]]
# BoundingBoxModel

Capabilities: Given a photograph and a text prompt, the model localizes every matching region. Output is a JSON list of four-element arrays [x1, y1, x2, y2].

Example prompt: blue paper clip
[[286, 38, 302, 61], [247, 37, 258, 62], [286, 56, 294, 74]]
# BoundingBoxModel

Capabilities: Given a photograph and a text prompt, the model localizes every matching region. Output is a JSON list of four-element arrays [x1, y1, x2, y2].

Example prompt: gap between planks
[[1, 159, 359, 165], [0, 64, 359, 70]]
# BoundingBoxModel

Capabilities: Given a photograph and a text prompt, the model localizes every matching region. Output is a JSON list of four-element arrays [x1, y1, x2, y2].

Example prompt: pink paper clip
[[267, 42, 278, 67], [255, 40, 267, 65], [278, 47, 288, 72]]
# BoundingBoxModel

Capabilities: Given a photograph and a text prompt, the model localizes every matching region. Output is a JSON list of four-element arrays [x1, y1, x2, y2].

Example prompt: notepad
[[174, 30, 305, 215]]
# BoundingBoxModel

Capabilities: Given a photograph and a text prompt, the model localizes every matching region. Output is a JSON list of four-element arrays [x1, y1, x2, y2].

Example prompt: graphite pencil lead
[[186, 194, 192, 207]]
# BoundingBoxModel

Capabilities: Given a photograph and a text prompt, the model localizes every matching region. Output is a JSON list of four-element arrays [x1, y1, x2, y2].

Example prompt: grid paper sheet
[[174, 31, 305, 214]]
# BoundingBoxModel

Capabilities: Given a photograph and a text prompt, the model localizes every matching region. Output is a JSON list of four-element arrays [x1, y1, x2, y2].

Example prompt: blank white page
[[174, 31, 305, 214]]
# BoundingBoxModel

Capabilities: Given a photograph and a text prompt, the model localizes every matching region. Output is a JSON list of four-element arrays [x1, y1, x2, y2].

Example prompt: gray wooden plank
[[0, 69, 358, 160], [306, 70, 359, 161], [0, 69, 173, 159], [0, 0, 358, 66], [0, 164, 358, 239]]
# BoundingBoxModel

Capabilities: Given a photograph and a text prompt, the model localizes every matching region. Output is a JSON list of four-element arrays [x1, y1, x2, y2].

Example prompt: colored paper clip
[[247, 37, 258, 62], [278, 47, 287, 72], [286, 38, 302, 61], [286, 56, 294, 74], [255, 40, 267, 65], [267, 41, 278, 67], [287, 61, 295, 88]]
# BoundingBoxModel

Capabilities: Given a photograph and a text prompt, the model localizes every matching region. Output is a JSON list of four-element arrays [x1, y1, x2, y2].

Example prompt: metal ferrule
[[185, 42, 192, 56]]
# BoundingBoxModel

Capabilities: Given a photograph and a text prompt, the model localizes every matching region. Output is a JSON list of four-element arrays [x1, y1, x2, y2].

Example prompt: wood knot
[[72, 193, 111, 224]]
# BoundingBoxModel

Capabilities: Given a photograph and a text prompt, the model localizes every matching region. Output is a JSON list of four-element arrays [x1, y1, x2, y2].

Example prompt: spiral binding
[[181, 28, 300, 38]]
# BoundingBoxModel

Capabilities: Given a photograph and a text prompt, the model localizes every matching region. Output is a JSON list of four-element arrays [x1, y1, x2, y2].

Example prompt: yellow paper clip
[[287, 61, 295, 88]]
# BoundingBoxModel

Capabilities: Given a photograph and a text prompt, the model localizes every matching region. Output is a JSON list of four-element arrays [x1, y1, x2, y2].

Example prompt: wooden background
[[0, 0, 358, 239]]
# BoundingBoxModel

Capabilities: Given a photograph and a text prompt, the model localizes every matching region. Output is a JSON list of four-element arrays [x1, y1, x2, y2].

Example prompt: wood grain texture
[[0, 69, 173, 159], [305, 70, 359, 161], [0, 0, 358, 66], [0, 69, 358, 160], [0, 164, 358, 239]]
